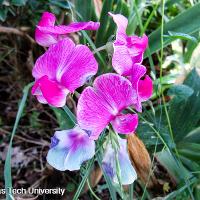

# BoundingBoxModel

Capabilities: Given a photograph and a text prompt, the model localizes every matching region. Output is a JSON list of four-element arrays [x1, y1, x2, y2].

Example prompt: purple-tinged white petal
[[47, 126, 95, 171], [112, 45, 133, 75], [102, 137, 137, 185]]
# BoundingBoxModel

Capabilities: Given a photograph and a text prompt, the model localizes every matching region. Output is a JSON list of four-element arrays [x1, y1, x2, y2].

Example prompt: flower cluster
[[32, 12, 153, 185]]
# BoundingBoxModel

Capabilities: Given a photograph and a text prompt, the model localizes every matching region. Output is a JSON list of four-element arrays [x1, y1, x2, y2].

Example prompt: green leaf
[[49, 0, 70, 9], [4, 82, 33, 200], [183, 127, 200, 143], [0, 7, 8, 21], [184, 32, 200, 63], [52, 107, 74, 130], [168, 84, 194, 102], [169, 69, 200, 141], [156, 150, 192, 183], [147, 3, 200, 56], [126, 0, 146, 35], [164, 31, 198, 43], [165, 177, 197, 200], [75, 0, 97, 21], [95, 0, 114, 47], [73, 157, 95, 200], [11, 0, 27, 6], [177, 142, 200, 164]]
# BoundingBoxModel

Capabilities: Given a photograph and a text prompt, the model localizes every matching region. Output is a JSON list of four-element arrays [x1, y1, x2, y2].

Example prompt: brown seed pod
[[127, 134, 157, 188]]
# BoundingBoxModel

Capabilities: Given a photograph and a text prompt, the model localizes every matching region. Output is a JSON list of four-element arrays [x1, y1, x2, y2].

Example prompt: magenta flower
[[77, 73, 138, 140], [47, 126, 95, 171], [31, 38, 98, 107], [128, 64, 153, 112], [108, 12, 148, 76], [35, 12, 100, 47], [102, 136, 137, 185]]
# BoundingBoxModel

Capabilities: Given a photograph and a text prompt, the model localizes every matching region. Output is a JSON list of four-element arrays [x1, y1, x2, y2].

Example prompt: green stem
[[133, 0, 156, 76], [87, 179, 101, 200], [73, 158, 95, 200], [109, 130, 124, 199], [142, 3, 159, 34], [159, 2, 194, 199], [93, 44, 107, 54]]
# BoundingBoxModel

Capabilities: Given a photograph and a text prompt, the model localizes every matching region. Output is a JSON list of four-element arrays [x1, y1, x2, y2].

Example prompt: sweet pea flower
[[31, 38, 98, 107], [102, 136, 137, 185], [35, 12, 100, 47], [47, 126, 95, 171], [108, 12, 148, 76], [77, 73, 138, 140], [128, 64, 153, 112]]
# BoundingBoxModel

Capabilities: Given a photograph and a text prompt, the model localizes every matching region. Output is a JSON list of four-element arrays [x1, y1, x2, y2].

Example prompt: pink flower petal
[[108, 12, 128, 43], [36, 95, 48, 104], [111, 113, 138, 134], [77, 73, 136, 139], [37, 21, 100, 34], [32, 38, 98, 107], [60, 44, 98, 92], [32, 76, 69, 107], [32, 38, 75, 80], [138, 75, 153, 101], [109, 12, 149, 75], [127, 35, 148, 64], [35, 12, 100, 47], [128, 64, 146, 112], [94, 73, 136, 112], [35, 12, 58, 47], [112, 45, 133, 75], [128, 64, 153, 112], [77, 87, 112, 140]]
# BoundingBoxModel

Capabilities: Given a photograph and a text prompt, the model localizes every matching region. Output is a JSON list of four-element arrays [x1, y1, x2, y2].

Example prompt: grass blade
[[95, 0, 114, 47], [147, 2, 200, 56], [72, 157, 95, 200], [4, 82, 33, 200], [96, 151, 117, 200]]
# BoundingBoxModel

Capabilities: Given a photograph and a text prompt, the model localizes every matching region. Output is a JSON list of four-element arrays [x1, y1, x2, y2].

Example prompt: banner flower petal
[[47, 126, 95, 171], [109, 12, 148, 75], [32, 38, 98, 107], [77, 73, 138, 139]]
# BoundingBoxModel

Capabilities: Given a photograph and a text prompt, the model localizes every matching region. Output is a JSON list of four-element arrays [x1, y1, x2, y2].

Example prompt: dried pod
[[127, 134, 156, 188], [83, 165, 103, 193]]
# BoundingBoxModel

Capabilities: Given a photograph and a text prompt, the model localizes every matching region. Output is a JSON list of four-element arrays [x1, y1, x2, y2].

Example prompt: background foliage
[[0, 0, 200, 199]]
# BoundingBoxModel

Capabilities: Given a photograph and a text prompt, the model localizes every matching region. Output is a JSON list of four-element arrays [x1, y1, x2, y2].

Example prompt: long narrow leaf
[[96, 151, 117, 200], [4, 82, 33, 200], [147, 3, 200, 56]]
